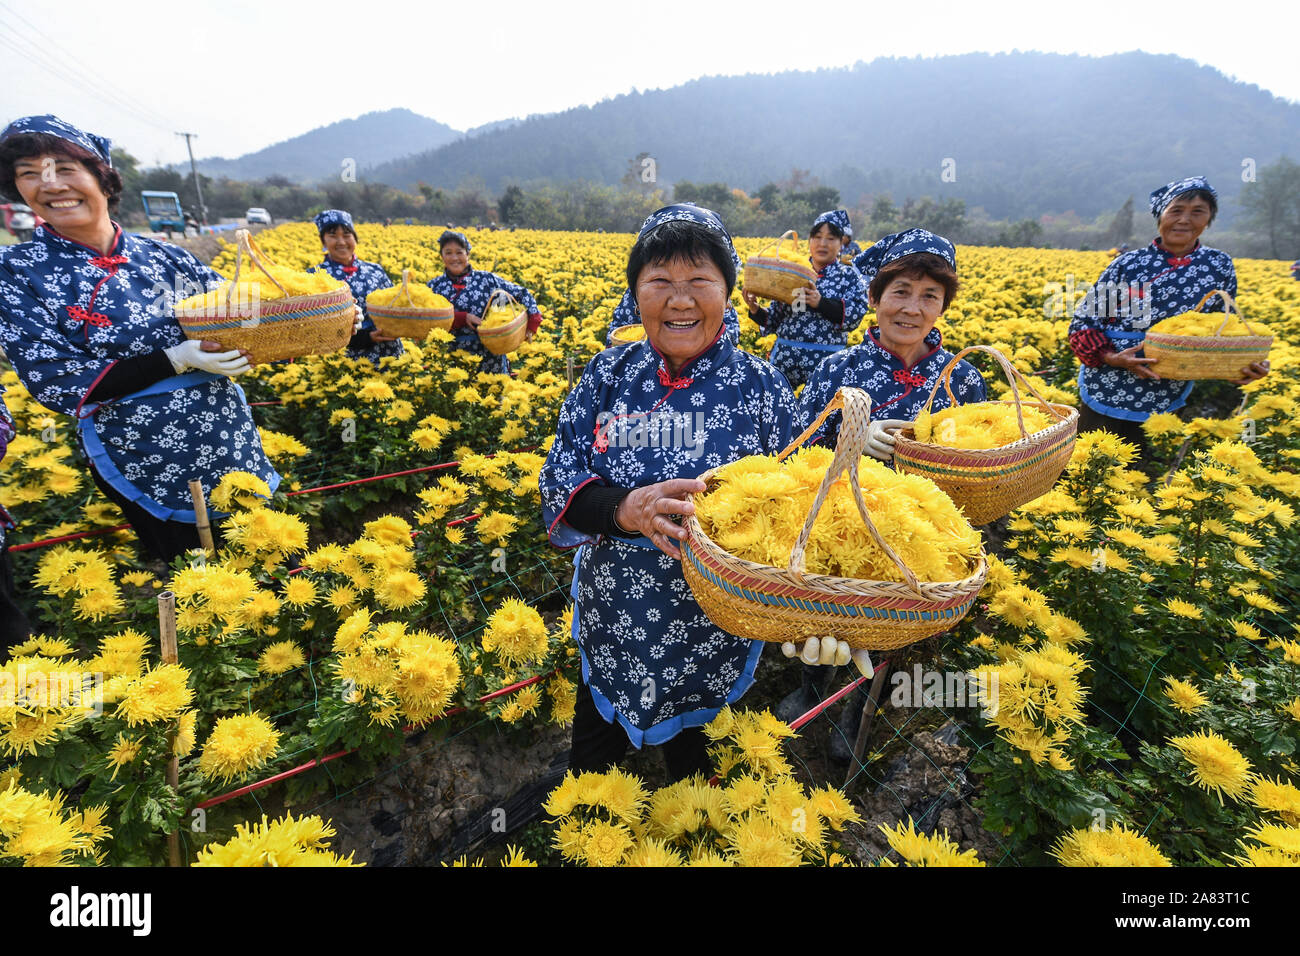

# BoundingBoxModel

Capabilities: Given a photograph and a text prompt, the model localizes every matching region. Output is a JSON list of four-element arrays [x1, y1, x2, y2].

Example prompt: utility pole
[[176, 132, 208, 225]]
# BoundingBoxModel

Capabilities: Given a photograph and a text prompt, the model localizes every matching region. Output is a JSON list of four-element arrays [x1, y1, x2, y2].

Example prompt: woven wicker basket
[[176, 229, 355, 364], [368, 269, 454, 340], [743, 230, 816, 305], [892, 345, 1078, 526], [1143, 290, 1272, 381], [682, 387, 988, 651], [476, 288, 528, 355], [607, 323, 646, 347]]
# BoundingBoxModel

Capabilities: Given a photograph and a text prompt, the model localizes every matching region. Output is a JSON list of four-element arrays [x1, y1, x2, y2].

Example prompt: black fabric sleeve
[[348, 328, 374, 351], [86, 350, 177, 403], [565, 483, 638, 538], [814, 296, 844, 324], [748, 305, 774, 332]]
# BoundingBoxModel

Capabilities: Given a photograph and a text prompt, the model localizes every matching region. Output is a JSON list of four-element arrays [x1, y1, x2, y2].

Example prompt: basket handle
[[759, 229, 803, 261], [383, 269, 416, 308], [227, 228, 288, 307], [1193, 288, 1254, 336], [481, 287, 522, 321], [778, 387, 923, 594], [918, 344, 1067, 442]]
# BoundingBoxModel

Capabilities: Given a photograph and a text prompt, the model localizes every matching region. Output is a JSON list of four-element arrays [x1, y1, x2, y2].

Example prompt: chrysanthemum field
[[3, 223, 1299, 867]]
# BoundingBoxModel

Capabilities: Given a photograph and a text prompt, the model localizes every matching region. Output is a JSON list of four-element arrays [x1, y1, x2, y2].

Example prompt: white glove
[[781, 637, 874, 677], [165, 340, 251, 377], [865, 419, 910, 461]]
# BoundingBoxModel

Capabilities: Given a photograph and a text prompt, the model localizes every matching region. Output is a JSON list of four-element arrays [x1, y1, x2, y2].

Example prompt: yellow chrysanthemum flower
[[1169, 730, 1254, 804], [257, 641, 306, 676], [481, 599, 550, 667], [1162, 677, 1209, 714], [1051, 823, 1171, 866], [117, 664, 194, 727], [197, 712, 281, 783]]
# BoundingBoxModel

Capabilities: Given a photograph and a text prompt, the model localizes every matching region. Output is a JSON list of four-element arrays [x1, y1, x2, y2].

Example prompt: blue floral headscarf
[[1149, 176, 1216, 220], [812, 208, 852, 238], [852, 228, 957, 283], [314, 208, 356, 237], [0, 114, 113, 167], [637, 203, 742, 274], [439, 229, 472, 254]]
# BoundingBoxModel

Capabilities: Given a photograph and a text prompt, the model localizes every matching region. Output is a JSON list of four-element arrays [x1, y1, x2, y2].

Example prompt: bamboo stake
[[189, 479, 215, 555], [157, 591, 183, 867], [844, 663, 891, 790]]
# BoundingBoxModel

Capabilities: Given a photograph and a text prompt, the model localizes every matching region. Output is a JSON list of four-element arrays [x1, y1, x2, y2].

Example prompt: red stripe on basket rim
[[369, 307, 454, 320], [686, 533, 980, 612], [176, 288, 354, 320], [1145, 332, 1273, 348]]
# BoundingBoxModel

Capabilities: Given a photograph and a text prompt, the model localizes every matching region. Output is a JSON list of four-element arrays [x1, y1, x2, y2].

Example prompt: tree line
[[111, 149, 1300, 259]]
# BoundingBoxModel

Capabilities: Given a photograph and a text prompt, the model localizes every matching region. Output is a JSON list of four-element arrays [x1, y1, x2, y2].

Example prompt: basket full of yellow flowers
[[742, 230, 816, 305], [366, 269, 454, 339], [476, 288, 528, 355], [1141, 289, 1273, 380], [892, 345, 1078, 526], [607, 323, 647, 347], [682, 387, 988, 651], [175, 229, 355, 364]]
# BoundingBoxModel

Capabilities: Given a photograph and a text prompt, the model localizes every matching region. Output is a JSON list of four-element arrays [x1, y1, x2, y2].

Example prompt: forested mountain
[[187, 109, 461, 182], [367, 52, 1299, 224]]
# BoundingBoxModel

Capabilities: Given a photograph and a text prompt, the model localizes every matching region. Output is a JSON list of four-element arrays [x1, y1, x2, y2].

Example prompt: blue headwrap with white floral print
[[1149, 176, 1216, 220], [439, 229, 472, 254], [637, 203, 742, 273], [852, 228, 957, 283], [314, 208, 356, 237], [812, 209, 852, 238], [0, 114, 113, 167]]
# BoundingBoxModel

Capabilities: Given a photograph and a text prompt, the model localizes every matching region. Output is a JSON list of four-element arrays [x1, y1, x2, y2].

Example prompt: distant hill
[[188, 109, 461, 182], [366, 52, 1300, 223], [464, 118, 523, 138]]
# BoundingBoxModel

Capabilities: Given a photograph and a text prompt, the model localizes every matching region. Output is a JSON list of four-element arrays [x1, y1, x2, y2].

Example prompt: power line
[[0, 33, 171, 135], [0, 2, 175, 130], [0, 32, 172, 134]]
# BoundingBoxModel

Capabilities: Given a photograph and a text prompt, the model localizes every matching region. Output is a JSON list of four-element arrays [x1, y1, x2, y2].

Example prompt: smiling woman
[[1068, 175, 1270, 460], [742, 208, 870, 390], [427, 229, 544, 374], [538, 203, 800, 780], [0, 114, 279, 563], [308, 208, 403, 366], [799, 228, 986, 455]]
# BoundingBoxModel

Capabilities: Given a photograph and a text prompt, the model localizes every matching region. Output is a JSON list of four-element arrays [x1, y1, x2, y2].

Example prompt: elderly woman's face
[[636, 254, 727, 370], [871, 273, 945, 356], [440, 241, 469, 275], [322, 226, 356, 265], [1158, 196, 1213, 249], [12, 153, 108, 233]]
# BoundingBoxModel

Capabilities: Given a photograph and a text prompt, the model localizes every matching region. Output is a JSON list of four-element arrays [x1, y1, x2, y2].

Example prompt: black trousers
[[87, 466, 221, 565], [0, 547, 33, 649], [1076, 403, 1153, 464], [568, 680, 713, 782]]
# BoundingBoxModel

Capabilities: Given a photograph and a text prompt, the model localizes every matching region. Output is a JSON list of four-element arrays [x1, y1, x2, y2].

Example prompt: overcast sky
[[1, 0, 1293, 168]]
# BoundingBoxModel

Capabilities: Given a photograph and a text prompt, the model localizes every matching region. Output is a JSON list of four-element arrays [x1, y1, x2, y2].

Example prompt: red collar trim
[[44, 221, 124, 259], [869, 327, 940, 371]]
